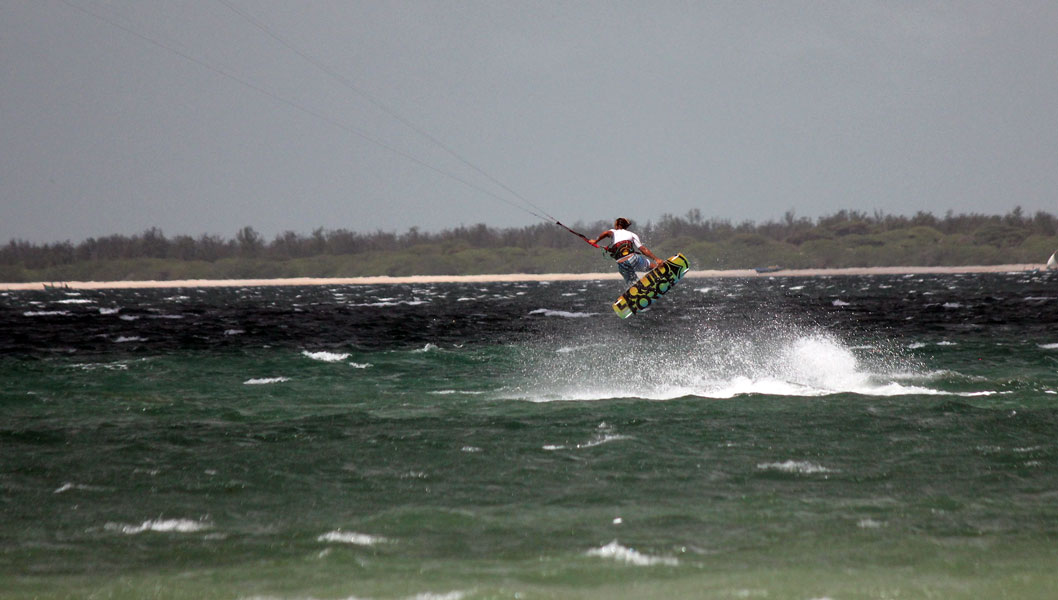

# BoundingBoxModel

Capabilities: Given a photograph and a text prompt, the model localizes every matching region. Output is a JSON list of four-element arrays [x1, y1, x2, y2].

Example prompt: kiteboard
[[612, 253, 690, 318]]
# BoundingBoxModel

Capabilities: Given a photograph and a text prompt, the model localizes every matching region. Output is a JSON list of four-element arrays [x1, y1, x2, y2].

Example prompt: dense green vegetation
[[3, 208, 1056, 282]]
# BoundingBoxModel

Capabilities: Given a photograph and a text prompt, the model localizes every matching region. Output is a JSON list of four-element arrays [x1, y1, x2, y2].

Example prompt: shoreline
[[0, 264, 1048, 291]]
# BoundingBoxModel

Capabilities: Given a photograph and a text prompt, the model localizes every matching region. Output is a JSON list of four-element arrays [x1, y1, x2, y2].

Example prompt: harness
[[607, 239, 637, 261]]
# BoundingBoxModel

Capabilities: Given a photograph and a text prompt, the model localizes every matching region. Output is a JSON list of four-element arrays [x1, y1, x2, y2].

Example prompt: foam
[[757, 460, 836, 474], [353, 299, 429, 307], [105, 518, 211, 534], [302, 350, 350, 362], [586, 540, 679, 566], [317, 530, 388, 546], [244, 377, 290, 385], [70, 361, 130, 371], [529, 308, 597, 318], [54, 482, 104, 494]]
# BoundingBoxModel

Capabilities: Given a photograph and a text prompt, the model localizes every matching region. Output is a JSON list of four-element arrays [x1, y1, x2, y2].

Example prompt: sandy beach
[[0, 264, 1048, 291]]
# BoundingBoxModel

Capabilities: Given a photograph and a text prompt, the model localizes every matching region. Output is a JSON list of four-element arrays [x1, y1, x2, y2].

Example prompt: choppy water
[[2, 272, 1058, 599]]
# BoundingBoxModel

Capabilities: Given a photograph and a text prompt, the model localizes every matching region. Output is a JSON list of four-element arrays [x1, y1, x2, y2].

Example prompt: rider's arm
[[588, 230, 613, 246]]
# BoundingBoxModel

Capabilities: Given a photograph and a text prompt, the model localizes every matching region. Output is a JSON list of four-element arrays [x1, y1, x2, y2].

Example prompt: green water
[[3, 278, 1058, 598]]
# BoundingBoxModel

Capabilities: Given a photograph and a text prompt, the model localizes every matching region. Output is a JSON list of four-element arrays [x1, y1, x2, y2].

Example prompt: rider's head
[[614, 217, 630, 229]]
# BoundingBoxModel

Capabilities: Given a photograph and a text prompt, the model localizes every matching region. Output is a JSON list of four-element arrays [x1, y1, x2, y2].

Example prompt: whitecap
[[317, 530, 388, 546], [1038, 343, 1058, 350], [349, 362, 373, 369], [105, 518, 211, 535], [54, 482, 103, 494], [857, 518, 885, 529], [23, 310, 71, 317], [302, 351, 350, 362], [224, 329, 245, 336], [114, 336, 147, 343], [244, 377, 290, 385], [413, 344, 439, 353], [586, 540, 678, 566], [529, 308, 597, 318], [757, 460, 835, 474], [406, 593, 466, 600], [56, 298, 93, 304], [832, 300, 850, 307], [119, 315, 140, 321], [99, 307, 120, 315], [70, 361, 129, 371], [354, 300, 429, 307], [942, 302, 962, 309], [576, 434, 631, 449]]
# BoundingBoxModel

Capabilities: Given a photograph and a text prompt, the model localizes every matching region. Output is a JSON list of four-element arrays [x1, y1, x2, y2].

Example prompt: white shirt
[[606, 229, 643, 262]]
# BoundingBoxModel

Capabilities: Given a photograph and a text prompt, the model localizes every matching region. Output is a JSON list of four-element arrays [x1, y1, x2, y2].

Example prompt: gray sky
[[3, 1, 1056, 244]]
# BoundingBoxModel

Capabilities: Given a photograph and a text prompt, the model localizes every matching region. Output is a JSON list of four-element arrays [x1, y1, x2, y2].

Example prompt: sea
[[2, 271, 1057, 600]]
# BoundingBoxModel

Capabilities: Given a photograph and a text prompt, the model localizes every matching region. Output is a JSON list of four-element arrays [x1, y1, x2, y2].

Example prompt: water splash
[[518, 325, 932, 401]]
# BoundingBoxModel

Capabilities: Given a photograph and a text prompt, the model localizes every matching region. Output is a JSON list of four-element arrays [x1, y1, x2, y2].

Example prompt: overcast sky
[[2, 1, 1056, 244]]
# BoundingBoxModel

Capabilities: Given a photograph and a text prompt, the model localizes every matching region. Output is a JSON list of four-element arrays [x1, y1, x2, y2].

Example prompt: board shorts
[[617, 254, 652, 284]]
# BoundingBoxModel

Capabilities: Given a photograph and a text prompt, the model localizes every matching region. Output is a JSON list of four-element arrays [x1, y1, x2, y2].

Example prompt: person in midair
[[589, 217, 665, 285]]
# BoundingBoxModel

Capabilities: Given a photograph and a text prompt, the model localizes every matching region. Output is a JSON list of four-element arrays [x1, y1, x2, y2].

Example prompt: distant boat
[[754, 266, 783, 274], [1048, 251, 1057, 270]]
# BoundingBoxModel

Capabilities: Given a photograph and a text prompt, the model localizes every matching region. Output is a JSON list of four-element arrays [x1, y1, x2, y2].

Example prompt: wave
[[586, 540, 678, 566], [244, 377, 290, 385], [544, 423, 631, 450], [353, 299, 430, 307], [757, 460, 836, 475], [302, 350, 350, 362], [529, 308, 597, 318], [317, 530, 388, 546], [54, 482, 105, 494], [104, 518, 211, 535], [518, 329, 942, 401]]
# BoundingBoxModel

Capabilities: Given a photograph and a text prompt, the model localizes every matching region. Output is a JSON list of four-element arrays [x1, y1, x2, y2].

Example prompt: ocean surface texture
[[2, 273, 1057, 599]]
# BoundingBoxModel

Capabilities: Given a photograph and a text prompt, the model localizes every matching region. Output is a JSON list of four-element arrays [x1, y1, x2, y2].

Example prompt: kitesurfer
[[589, 218, 665, 285]]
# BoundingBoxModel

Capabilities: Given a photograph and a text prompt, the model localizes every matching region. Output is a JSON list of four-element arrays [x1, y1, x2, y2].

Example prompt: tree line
[[2, 208, 1056, 281]]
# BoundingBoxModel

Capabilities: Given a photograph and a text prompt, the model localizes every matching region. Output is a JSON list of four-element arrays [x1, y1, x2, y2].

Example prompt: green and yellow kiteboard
[[612, 253, 690, 318]]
